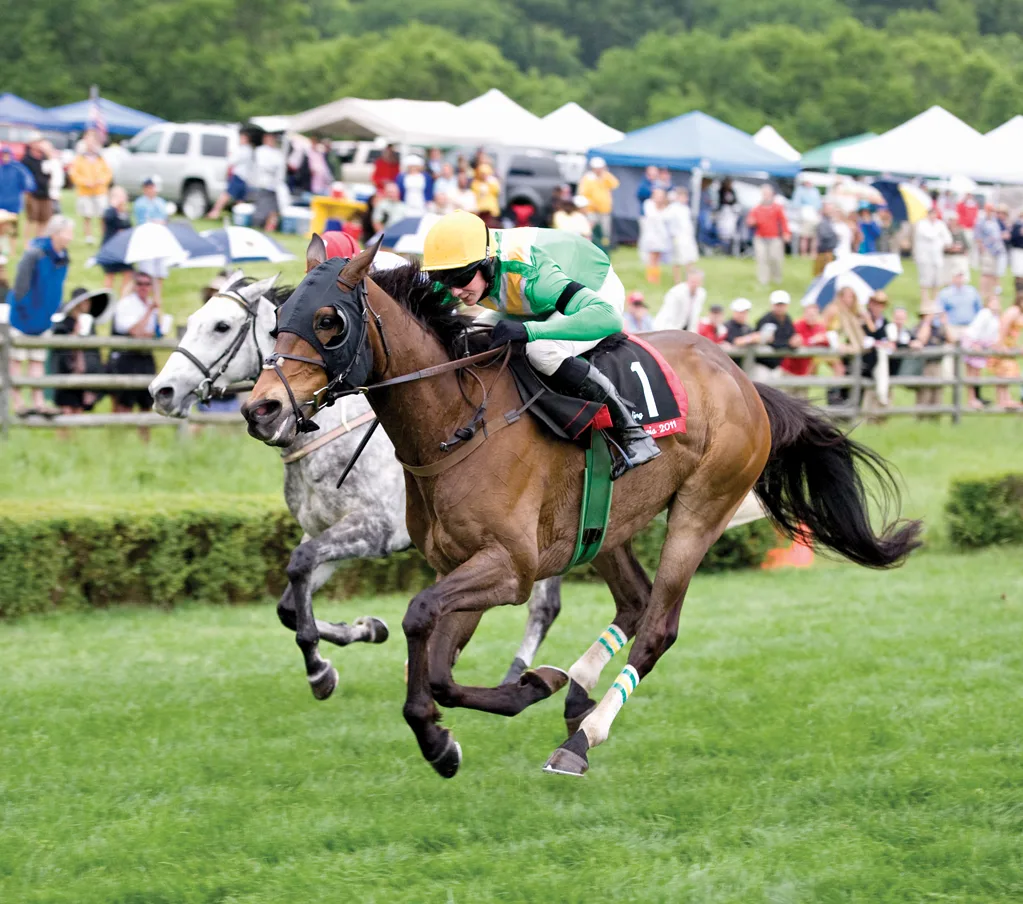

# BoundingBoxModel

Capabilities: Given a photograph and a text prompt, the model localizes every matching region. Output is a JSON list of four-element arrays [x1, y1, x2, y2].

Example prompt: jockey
[[423, 210, 660, 475]]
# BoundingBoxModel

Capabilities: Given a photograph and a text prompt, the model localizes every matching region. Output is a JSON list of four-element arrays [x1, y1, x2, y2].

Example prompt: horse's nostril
[[244, 398, 282, 424], [155, 386, 174, 403]]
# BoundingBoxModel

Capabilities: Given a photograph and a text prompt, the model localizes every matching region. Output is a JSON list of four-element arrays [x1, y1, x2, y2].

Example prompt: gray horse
[[149, 273, 561, 698]]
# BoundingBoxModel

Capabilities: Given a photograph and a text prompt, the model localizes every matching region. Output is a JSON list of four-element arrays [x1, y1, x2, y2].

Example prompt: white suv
[[112, 122, 238, 219]]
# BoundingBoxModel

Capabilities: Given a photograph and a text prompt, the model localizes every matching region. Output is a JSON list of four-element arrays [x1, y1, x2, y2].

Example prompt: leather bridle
[[171, 289, 267, 404]]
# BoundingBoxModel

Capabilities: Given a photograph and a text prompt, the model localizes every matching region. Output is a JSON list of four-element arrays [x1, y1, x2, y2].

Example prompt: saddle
[[509, 333, 689, 444]]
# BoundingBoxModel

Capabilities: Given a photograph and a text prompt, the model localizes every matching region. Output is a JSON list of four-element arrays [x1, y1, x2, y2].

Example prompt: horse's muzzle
[[242, 397, 295, 445]]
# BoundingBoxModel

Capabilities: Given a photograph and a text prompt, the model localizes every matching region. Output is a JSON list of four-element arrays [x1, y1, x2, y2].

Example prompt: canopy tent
[[288, 96, 497, 147], [590, 111, 800, 226], [753, 125, 799, 162], [48, 96, 163, 136], [799, 133, 877, 174], [590, 111, 801, 175], [978, 116, 1023, 184], [457, 89, 555, 149], [830, 107, 988, 180], [0, 93, 67, 130], [541, 102, 624, 154]]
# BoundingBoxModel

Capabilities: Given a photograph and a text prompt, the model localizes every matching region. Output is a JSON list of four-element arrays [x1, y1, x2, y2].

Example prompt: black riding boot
[[574, 363, 661, 479]]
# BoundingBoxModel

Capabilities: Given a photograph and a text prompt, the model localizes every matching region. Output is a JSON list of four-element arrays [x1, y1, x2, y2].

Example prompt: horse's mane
[[232, 277, 295, 309], [370, 261, 491, 360]]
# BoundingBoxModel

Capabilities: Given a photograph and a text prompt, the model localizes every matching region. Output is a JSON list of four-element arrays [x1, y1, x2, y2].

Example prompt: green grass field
[[2, 555, 1022, 903], [4, 205, 1023, 901]]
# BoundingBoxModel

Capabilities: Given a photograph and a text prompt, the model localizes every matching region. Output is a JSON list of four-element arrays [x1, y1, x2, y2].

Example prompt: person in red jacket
[[956, 192, 979, 268], [746, 184, 791, 286], [696, 304, 727, 344], [371, 145, 400, 192], [782, 301, 831, 378]]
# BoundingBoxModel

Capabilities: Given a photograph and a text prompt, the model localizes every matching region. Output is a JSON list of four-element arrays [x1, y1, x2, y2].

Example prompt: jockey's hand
[[489, 319, 529, 349]]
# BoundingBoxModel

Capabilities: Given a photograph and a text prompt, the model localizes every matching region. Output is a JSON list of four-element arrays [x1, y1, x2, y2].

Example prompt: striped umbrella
[[375, 214, 442, 255], [200, 226, 295, 263], [873, 180, 931, 223], [801, 253, 903, 308], [94, 223, 191, 267]]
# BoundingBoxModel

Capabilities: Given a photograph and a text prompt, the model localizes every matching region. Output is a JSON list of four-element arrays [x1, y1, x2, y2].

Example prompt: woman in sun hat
[[49, 287, 111, 413]]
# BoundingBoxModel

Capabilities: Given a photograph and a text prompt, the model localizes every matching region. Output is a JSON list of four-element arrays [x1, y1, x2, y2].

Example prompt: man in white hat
[[577, 156, 619, 250], [752, 289, 800, 380], [723, 298, 762, 350]]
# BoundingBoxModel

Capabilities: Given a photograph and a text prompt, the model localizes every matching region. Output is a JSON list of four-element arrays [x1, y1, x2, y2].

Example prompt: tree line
[[3, 0, 1023, 149]]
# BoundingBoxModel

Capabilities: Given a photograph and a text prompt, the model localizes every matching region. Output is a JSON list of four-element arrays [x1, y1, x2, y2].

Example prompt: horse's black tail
[[753, 383, 922, 568]]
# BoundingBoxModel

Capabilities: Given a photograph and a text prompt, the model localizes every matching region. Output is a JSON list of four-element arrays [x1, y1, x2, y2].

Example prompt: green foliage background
[[5, 0, 1023, 147]]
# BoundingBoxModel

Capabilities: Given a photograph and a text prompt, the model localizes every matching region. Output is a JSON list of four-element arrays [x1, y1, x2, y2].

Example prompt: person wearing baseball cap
[[724, 298, 761, 349], [577, 156, 619, 251], [753, 289, 799, 378]]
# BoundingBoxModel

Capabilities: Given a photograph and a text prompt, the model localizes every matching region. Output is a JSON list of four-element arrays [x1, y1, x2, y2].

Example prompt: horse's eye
[[214, 321, 231, 333], [317, 315, 339, 332]]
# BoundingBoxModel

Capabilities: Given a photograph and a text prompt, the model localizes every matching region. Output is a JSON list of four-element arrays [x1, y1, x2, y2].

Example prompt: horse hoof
[[543, 729, 590, 776], [521, 665, 569, 697], [308, 663, 338, 701], [428, 732, 462, 779], [356, 616, 389, 644]]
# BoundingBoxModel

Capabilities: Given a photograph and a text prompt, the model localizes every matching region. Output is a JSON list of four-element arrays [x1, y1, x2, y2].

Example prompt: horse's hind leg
[[562, 543, 652, 736], [544, 495, 742, 777], [501, 577, 563, 685], [282, 513, 396, 701]]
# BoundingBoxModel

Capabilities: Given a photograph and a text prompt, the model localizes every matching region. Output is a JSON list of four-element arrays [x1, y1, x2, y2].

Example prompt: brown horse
[[242, 240, 921, 778]]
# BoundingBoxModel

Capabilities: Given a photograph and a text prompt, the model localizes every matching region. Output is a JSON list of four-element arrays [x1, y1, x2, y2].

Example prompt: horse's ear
[[339, 240, 380, 287], [306, 233, 327, 272]]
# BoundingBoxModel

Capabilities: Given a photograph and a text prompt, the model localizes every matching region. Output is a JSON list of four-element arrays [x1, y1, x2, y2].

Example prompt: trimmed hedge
[[946, 475, 1023, 549], [0, 509, 777, 618]]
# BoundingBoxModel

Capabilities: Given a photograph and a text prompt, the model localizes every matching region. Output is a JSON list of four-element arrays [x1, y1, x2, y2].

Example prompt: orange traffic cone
[[761, 525, 815, 570]]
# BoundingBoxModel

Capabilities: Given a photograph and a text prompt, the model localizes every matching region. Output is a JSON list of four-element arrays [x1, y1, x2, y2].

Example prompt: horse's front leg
[[283, 513, 396, 700], [403, 549, 529, 778]]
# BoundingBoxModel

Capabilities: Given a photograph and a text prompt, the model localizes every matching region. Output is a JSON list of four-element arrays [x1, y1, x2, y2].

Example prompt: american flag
[[88, 85, 107, 145]]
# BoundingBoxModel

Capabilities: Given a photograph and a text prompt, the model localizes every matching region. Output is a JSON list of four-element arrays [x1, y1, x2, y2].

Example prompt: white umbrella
[[201, 226, 295, 263]]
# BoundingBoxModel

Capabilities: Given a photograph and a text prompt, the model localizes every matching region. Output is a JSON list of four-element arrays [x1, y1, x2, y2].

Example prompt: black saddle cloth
[[508, 333, 687, 443]]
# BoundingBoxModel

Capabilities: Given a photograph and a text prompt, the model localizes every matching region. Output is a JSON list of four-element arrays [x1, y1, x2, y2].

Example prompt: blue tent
[[0, 93, 67, 130], [48, 96, 164, 136], [590, 110, 802, 176], [588, 110, 801, 238]]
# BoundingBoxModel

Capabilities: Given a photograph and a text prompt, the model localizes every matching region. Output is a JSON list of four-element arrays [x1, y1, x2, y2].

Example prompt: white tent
[[978, 116, 1023, 184], [541, 102, 624, 154], [457, 89, 556, 149], [753, 125, 800, 162], [288, 97, 492, 147], [830, 106, 987, 180]]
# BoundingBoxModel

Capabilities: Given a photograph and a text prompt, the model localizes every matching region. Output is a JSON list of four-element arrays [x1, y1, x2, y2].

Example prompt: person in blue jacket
[[0, 145, 36, 251], [7, 215, 73, 414]]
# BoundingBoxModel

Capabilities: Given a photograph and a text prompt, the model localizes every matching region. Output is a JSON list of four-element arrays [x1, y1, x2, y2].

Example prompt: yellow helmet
[[423, 210, 490, 272]]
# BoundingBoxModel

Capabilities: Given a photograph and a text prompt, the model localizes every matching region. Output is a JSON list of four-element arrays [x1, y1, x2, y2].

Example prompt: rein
[[171, 290, 266, 404]]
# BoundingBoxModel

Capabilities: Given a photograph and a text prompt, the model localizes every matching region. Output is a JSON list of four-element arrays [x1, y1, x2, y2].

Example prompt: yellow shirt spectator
[[472, 163, 501, 219], [578, 161, 619, 215]]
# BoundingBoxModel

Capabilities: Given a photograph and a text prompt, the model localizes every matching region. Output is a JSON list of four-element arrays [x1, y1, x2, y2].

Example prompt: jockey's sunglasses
[[430, 262, 482, 290]]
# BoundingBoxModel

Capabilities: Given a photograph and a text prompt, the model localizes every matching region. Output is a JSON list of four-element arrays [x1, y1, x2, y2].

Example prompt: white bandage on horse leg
[[580, 664, 639, 747], [567, 624, 626, 692]]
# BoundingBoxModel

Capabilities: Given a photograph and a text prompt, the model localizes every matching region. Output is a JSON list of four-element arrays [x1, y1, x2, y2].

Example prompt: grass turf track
[[1, 552, 1022, 903]]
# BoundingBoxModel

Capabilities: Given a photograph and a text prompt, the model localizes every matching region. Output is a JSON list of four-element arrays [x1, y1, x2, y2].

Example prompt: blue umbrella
[[201, 226, 294, 263], [376, 214, 441, 255], [166, 222, 223, 260], [801, 253, 903, 309]]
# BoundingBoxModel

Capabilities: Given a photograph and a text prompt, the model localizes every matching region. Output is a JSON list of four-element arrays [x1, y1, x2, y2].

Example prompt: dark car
[[502, 153, 564, 226]]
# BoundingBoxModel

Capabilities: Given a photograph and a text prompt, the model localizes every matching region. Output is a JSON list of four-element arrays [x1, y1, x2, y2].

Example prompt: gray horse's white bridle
[[170, 290, 268, 404]]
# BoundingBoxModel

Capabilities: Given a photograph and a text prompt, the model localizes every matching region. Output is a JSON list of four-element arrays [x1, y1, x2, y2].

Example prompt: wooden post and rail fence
[[1, 314, 1021, 437]]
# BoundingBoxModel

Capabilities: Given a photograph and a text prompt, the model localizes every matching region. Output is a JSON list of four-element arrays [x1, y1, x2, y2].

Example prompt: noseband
[[263, 265, 384, 434], [171, 290, 267, 404]]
